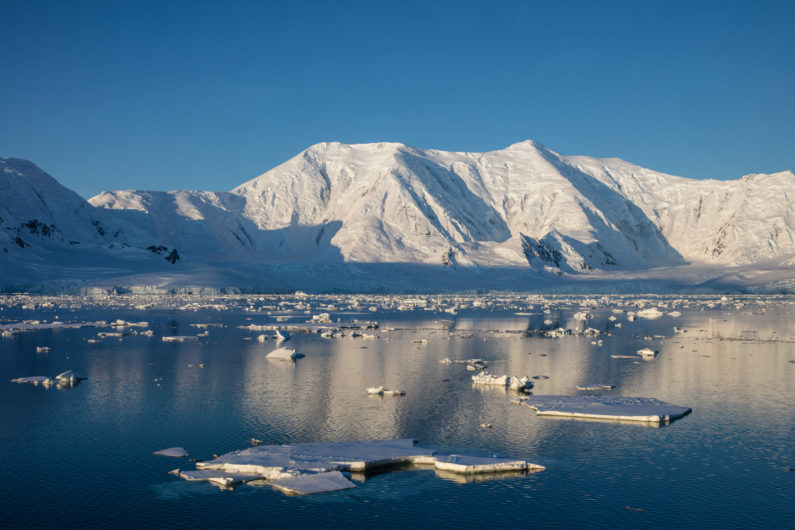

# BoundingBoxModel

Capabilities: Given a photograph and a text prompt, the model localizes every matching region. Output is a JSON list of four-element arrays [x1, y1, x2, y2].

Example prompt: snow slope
[[1, 141, 793, 293]]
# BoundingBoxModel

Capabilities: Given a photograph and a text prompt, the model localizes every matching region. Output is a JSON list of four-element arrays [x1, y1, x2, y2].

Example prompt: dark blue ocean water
[[1, 296, 792, 528]]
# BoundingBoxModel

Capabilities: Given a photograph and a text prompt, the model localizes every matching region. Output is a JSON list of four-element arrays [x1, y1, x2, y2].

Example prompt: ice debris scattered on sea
[[514, 395, 691, 423], [153, 447, 189, 457], [172, 438, 542, 494], [366, 386, 405, 396], [472, 372, 533, 391]]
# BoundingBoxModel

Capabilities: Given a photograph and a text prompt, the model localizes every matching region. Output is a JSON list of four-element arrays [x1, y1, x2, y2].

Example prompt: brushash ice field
[[2, 293, 793, 527]]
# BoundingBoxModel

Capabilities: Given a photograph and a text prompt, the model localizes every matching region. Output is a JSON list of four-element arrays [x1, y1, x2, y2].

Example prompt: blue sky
[[1, 0, 793, 198]]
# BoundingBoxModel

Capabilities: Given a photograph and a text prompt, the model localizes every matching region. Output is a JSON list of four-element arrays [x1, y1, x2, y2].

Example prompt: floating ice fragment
[[154, 447, 189, 457], [266, 347, 298, 361], [637, 307, 664, 319], [162, 336, 198, 342], [636, 347, 657, 359], [472, 372, 532, 391], [55, 370, 83, 383], [433, 454, 544, 474], [11, 376, 55, 386], [366, 386, 405, 396], [36, 346, 50, 353], [516, 395, 691, 423], [275, 329, 291, 342], [576, 384, 614, 391]]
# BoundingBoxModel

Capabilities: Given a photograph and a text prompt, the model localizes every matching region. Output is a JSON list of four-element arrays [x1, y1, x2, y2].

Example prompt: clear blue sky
[[2, 0, 793, 198]]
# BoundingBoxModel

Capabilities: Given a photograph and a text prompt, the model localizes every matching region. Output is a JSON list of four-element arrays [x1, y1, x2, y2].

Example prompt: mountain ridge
[[2, 141, 793, 293]]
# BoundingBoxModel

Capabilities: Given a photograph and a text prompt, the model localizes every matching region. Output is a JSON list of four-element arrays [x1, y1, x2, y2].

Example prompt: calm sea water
[[1, 296, 793, 528]]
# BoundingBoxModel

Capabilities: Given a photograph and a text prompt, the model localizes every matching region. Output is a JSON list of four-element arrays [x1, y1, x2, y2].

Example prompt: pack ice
[[172, 438, 543, 494]]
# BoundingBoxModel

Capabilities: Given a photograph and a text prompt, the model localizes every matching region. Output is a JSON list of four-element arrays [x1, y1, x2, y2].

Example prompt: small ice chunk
[[637, 308, 664, 319], [266, 347, 298, 361], [162, 336, 199, 342], [636, 347, 657, 359], [668, 311, 682, 317], [576, 384, 614, 391], [55, 370, 82, 383], [269, 470, 355, 495], [367, 386, 405, 396], [36, 346, 50, 353], [154, 447, 189, 458], [275, 329, 291, 342], [256, 334, 267, 343]]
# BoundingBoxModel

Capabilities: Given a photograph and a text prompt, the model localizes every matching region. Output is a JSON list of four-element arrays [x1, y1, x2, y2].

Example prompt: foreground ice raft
[[173, 438, 544, 494], [514, 395, 691, 424]]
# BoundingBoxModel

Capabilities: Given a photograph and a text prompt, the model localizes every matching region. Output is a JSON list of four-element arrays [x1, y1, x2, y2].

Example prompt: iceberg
[[515, 395, 691, 423]]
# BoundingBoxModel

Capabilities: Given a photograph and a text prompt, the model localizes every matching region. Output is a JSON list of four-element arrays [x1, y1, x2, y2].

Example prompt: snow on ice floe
[[154, 447, 189, 457], [178, 438, 543, 494], [178, 469, 262, 488], [514, 395, 691, 423], [266, 347, 300, 361], [269, 471, 356, 495]]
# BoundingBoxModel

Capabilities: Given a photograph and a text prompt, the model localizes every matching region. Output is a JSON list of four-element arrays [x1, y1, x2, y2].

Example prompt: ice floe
[[514, 395, 691, 423], [576, 384, 614, 391], [154, 447, 189, 457], [176, 438, 543, 494]]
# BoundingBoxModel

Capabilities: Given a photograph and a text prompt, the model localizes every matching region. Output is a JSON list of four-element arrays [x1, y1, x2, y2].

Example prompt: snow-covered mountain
[[2, 142, 793, 293]]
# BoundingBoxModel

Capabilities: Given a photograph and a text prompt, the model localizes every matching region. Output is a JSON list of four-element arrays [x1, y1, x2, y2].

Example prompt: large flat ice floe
[[172, 438, 543, 494], [514, 395, 691, 423]]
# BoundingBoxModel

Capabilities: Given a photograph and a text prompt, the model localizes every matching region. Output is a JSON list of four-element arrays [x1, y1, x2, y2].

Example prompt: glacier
[[1, 141, 793, 293]]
